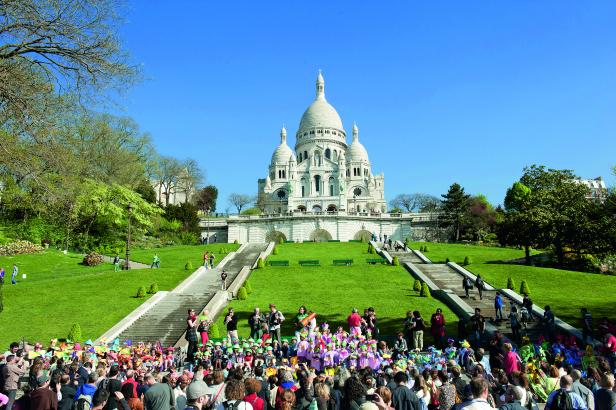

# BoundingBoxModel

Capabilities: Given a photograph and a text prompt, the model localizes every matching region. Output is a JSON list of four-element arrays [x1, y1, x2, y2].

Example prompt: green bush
[[404, 238, 410, 248], [233, 240, 239, 244], [272, 247, 279, 255], [423, 246, 429, 252], [244, 279, 253, 294], [445, 257, 450, 264], [136, 286, 147, 298], [237, 286, 248, 300], [420, 282, 431, 297], [67, 323, 82, 342], [520, 280, 530, 296], [209, 323, 221, 338], [463, 256, 472, 266], [256, 258, 265, 268], [185, 261, 193, 270], [148, 283, 159, 294], [278, 236, 284, 245], [413, 279, 421, 292], [368, 244, 376, 254], [507, 277, 516, 290], [392, 256, 400, 266]]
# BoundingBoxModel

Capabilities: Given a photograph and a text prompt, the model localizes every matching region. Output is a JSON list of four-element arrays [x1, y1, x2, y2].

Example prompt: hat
[[37, 375, 50, 385], [186, 380, 209, 400]]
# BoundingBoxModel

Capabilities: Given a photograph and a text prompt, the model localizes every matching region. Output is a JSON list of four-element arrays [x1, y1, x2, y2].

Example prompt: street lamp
[[206, 207, 210, 244], [123, 203, 133, 270]]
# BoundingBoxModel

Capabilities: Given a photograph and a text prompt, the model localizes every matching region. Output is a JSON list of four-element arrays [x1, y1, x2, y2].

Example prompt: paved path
[[100, 255, 150, 269], [392, 249, 543, 342], [118, 243, 267, 346]]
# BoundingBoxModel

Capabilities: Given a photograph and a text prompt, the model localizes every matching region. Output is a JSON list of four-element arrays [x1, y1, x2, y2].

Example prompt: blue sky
[[117, 1, 616, 210]]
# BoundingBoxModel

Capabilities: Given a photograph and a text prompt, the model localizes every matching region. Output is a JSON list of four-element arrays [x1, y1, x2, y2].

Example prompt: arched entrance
[[327, 204, 337, 212], [296, 205, 306, 212], [312, 205, 322, 212], [354, 230, 372, 242], [265, 230, 287, 243], [309, 229, 332, 242]]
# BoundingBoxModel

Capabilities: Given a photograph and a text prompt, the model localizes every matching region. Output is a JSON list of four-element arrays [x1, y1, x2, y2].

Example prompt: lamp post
[[206, 207, 210, 244], [123, 203, 133, 270]]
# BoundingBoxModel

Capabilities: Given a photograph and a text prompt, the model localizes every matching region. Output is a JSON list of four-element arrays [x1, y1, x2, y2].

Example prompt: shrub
[[136, 286, 147, 298], [419, 245, 424, 252], [256, 258, 265, 268], [413, 279, 422, 292], [420, 282, 431, 297], [392, 256, 400, 266], [507, 277, 516, 290], [424, 246, 429, 252], [82, 252, 104, 266], [209, 323, 221, 338], [67, 323, 82, 342], [278, 236, 284, 245], [445, 257, 450, 264], [404, 238, 410, 248], [520, 280, 530, 296], [237, 286, 248, 300], [463, 256, 472, 266], [368, 244, 376, 254], [244, 279, 253, 294], [233, 240, 239, 244], [148, 283, 159, 294], [185, 261, 193, 270], [272, 247, 279, 255]]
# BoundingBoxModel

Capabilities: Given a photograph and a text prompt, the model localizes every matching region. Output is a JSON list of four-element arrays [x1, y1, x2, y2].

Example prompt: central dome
[[297, 71, 344, 134]]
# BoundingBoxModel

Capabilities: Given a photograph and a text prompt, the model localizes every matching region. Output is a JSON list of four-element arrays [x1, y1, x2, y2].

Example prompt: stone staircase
[[118, 243, 267, 346], [395, 248, 544, 343]]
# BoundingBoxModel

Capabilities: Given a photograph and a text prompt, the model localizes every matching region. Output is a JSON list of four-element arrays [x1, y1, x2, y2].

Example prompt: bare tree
[[228, 193, 253, 214], [390, 193, 441, 212], [177, 158, 204, 203], [154, 156, 182, 207]]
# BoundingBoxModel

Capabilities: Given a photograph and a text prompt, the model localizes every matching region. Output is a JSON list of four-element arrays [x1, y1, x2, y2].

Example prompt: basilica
[[257, 72, 386, 214]]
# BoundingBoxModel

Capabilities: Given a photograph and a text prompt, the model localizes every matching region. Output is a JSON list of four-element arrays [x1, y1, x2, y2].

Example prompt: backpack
[[463, 278, 472, 288], [222, 401, 241, 410], [476, 278, 484, 289], [75, 395, 92, 410], [552, 390, 573, 410]]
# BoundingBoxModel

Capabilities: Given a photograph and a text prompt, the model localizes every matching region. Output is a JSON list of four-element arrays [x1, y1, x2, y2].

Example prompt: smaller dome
[[271, 126, 294, 164], [346, 122, 369, 163]]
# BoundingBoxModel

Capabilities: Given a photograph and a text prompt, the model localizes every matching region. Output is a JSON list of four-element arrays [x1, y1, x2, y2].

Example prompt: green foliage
[[392, 256, 400, 266], [194, 185, 218, 213], [185, 261, 193, 270], [519, 280, 530, 296], [148, 283, 159, 294], [439, 183, 471, 241], [0, 240, 44, 256], [67, 323, 82, 342], [445, 257, 450, 264], [208, 323, 221, 338], [463, 256, 472, 266], [368, 244, 376, 254], [256, 258, 265, 268], [413, 279, 422, 292], [82, 252, 104, 266], [389, 207, 403, 214], [272, 247, 279, 255], [507, 277, 516, 290], [237, 286, 248, 300], [233, 240, 239, 244], [241, 207, 262, 215], [164, 202, 200, 233], [244, 279, 252, 293], [278, 236, 284, 245], [136, 286, 147, 298], [420, 282, 431, 297], [404, 238, 410, 248]]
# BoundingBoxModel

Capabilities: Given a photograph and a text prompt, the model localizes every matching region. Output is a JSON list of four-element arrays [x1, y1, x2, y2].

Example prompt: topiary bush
[[237, 286, 248, 300], [368, 244, 376, 254], [233, 240, 239, 244], [82, 252, 104, 266], [463, 256, 472, 266], [413, 279, 422, 292], [209, 323, 221, 338], [445, 257, 450, 264], [520, 280, 530, 296], [244, 279, 253, 294], [278, 236, 284, 245], [148, 283, 159, 294], [136, 286, 147, 298], [420, 282, 431, 297], [423, 246, 429, 252], [256, 258, 265, 268], [272, 246, 279, 255], [392, 256, 400, 266], [67, 323, 82, 342], [185, 261, 193, 270], [507, 277, 516, 290]]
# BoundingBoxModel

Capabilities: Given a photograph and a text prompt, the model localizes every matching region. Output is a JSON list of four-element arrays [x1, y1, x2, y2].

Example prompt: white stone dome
[[271, 126, 295, 164], [346, 123, 369, 162], [297, 71, 344, 134]]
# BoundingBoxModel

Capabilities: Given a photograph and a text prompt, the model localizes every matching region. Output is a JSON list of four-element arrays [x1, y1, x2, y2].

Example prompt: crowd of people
[[2, 303, 616, 410]]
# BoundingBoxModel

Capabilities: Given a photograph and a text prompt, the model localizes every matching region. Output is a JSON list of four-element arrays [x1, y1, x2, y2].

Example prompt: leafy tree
[[466, 195, 497, 241], [439, 183, 470, 241], [164, 202, 200, 233], [194, 185, 218, 213], [241, 207, 262, 215], [228, 193, 253, 214]]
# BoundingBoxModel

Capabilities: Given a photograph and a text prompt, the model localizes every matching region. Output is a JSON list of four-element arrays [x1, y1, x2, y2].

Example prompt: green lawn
[[213, 242, 458, 341], [411, 242, 616, 327], [0, 244, 233, 348], [129, 243, 239, 269]]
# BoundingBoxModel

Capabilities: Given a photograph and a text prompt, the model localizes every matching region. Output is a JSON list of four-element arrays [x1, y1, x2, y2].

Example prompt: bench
[[333, 259, 353, 266], [268, 260, 289, 267], [328, 240, 341, 242], [284, 240, 295, 243], [366, 258, 385, 264], [299, 260, 320, 266]]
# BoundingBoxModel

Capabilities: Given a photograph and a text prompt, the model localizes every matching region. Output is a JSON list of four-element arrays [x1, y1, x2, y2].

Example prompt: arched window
[[298, 153, 302, 162], [314, 152, 322, 166], [329, 177, 335, 196], [325, 148, 331, 159], [304, 151, 308, 160], [314, 175, 321, 193]]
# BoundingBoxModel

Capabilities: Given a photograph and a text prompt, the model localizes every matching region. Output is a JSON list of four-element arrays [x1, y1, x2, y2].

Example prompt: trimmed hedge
[[185, 261, 193, 270], [209, 323, 221, 338], [256, 258, 265, 268], [67, 323, 82, 342], [463, 256, 472, 266], [392, 256, 400, 266], [520, 280, 530, 296], [420, 282, 431, 297], [413, 279, 422, 292], [148, 283, 159, 294], [237, 286, 248, 300], [136, 286, 147, 298], [244, 279, 253, 294], [507, 277, 516, 291]]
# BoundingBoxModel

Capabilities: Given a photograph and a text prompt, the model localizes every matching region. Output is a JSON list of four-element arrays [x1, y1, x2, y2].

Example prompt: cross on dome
[[316, 70, 325, 100]]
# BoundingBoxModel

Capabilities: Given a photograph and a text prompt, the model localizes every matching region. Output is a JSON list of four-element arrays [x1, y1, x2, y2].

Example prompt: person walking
[[347, 308, 362, 335], [509, 306, 521, 341], [475, 275, 485, 300], [11, 264, 18, 284], [209, 252, 216, 269], [463, 276, 473, 298], [581, 308, 594, 343], [225, 308, 239, 341], [113, 256, 120, 272], [220, 270, 228, 290], [203, 252, 210, 269], [151, 254, 160, 268], [267, 304, 285, 346], [543, 305, 556, 341], [494, 293, 504, 321], [470, 308, 486, 349]]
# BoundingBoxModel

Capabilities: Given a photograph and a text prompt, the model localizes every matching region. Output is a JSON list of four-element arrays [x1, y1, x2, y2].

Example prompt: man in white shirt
[[459, 378, 493, 410]]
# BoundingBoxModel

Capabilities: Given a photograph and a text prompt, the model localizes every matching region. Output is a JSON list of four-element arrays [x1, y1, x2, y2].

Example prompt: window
[[301, 185, 305, 197], [325, 130, 330, 134], [346, 169, 350, 177], [364, 168, 368, 176], [310, 131, 315, 135], [304, 151, 308, 159], [314, 175, 321, 193], [298, 153, 302, 162], [325, 148, 331, 159]]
